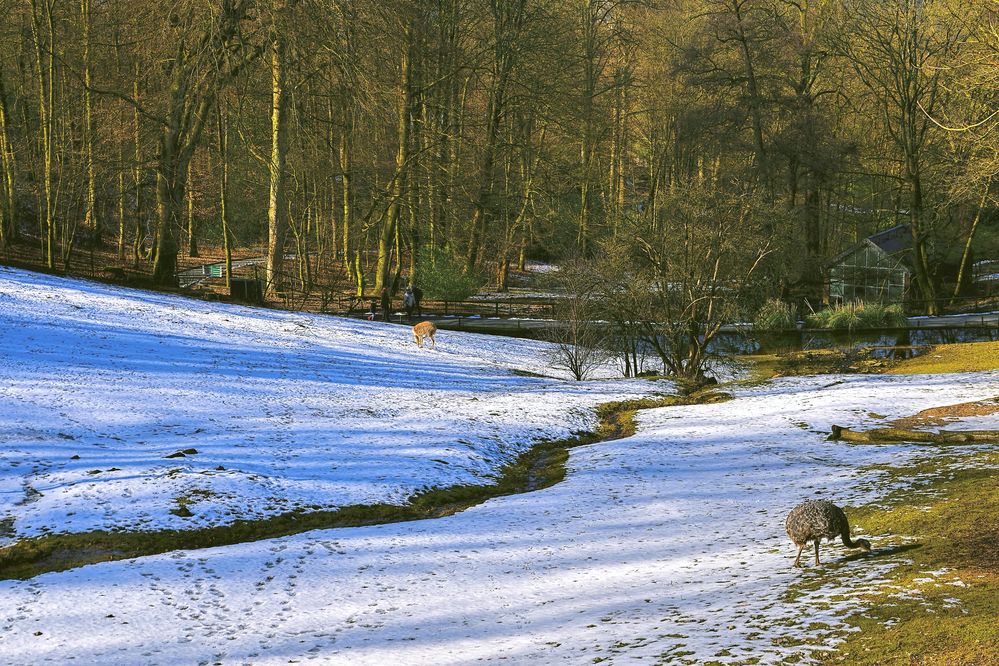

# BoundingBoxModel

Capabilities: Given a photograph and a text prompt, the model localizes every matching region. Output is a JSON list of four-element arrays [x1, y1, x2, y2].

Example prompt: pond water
[[446, 319, 999, 363], [711, 326, 999, 357]]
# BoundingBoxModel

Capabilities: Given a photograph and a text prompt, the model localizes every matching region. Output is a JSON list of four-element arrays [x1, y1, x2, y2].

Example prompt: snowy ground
[[0, 267, 653, 540], [2, 267, 998, 664]]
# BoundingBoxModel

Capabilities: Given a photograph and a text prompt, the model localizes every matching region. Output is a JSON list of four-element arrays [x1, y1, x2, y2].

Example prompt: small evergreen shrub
[[414, 247, 486, 301]]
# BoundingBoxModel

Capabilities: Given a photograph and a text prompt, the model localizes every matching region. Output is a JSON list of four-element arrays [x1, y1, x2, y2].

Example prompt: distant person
[[403, 286, 416, 321], [412, 284, 424, 316], [380, 288, 391, 322], [366, 299, 377, 321]]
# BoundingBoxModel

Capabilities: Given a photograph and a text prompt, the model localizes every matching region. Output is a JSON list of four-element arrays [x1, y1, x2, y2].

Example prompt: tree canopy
[[0, 0, 993, 313]]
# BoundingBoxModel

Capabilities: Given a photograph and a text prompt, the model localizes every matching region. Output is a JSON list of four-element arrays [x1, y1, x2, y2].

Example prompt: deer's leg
[[814, 539, 821, 565], [430, 335, 436, 350]]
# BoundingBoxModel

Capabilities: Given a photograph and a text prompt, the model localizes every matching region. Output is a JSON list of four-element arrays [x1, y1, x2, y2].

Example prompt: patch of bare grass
[[889, 340, 999, 375], [891, 397, 999, 429]]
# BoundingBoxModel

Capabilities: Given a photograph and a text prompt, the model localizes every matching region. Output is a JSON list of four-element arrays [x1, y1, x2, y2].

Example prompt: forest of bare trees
[[0, 0, 995, 312]]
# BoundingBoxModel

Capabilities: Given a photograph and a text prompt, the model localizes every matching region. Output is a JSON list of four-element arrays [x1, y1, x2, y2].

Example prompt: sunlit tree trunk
[[375, 19, 414, 295], [81, 0, 98, 246], [117, 130, 126, 259], [266, 7, 289, 296], [217, 100, 232, 290], [131, 66, 145, 268], [0, 67, 16, 247], [30, 0, 56, 269]]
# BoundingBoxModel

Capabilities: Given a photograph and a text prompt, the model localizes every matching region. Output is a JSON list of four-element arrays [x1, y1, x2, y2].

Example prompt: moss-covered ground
[[888, 339, 999, 375]]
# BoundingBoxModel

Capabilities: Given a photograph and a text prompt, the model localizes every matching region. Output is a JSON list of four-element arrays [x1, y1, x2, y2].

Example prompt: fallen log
[[829, 425, 999, 445]]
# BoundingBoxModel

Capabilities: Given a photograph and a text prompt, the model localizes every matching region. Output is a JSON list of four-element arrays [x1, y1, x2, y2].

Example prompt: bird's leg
[[814, 539, 821, 566], [794, 543, 806, 567]]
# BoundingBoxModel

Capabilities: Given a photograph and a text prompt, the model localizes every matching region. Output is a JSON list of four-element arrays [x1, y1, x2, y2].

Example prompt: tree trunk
[[0, 67, 16, 246], [117, 133, 126, 259], [150, 2, 254, 286], [152, 144, 183, 285], [266, 25, 289, 296], [30, 0, 56, 269], [151, 93, 212, 286], [132, 68, 146, 268], [81, 0, 98, 247], [907, 170, 938, 314], [186, 159, 198, 257], [338, 103, 357, 293], [375, 20, 413, 295], [218, 100, 232, 290], [952, 184, 989, 304]]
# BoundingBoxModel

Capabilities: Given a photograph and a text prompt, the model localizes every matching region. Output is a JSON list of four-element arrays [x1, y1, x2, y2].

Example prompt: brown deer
[[412, 321, 437, 349]]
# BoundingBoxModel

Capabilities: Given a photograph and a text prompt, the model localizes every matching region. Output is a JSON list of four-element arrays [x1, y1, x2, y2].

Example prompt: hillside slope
[[0, 267, 652, 540]]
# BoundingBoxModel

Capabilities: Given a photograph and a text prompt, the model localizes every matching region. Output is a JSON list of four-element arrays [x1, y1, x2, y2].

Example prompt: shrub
[[754, 299, 798, 330], [805, 308, 834, 329], [806, 301, 909, 330], [882, 304, 908, 328], [414, 247, 486, 301], [827, 305, 862, 330], [543, 259, 611, 380]]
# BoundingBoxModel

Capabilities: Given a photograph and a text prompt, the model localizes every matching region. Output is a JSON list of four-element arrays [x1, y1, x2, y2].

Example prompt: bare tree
[[608, 184, 782, 381], [544, 259, 611, 381], [144, 0, 259, 285]]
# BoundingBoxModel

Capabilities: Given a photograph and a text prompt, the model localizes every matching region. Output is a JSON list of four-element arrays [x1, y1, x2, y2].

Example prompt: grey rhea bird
[[785, 500, 872, 567]]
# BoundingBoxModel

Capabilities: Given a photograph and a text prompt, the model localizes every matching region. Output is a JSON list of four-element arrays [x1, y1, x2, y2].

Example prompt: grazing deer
[[412, 321, 437, 349]]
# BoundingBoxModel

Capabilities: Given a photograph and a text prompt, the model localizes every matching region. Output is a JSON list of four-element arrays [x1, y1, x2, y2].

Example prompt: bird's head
[[856, 538, 872, 552]]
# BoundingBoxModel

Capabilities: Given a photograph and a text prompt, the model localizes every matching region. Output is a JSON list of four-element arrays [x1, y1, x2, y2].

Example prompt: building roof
[[827, 224, 912, 268], [867, 224, 911, 255]]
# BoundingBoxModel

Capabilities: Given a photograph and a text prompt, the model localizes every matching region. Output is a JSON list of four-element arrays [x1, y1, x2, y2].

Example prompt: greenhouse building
[[825, 224, 911, 305]]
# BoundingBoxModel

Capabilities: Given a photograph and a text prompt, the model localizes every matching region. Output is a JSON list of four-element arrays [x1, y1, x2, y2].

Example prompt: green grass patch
[[739, 337, 996, 384], [0, 389, 726, 581], [735, 349, 867, 380], [807, 450, 999, 665], [890, 340, 999, 376]]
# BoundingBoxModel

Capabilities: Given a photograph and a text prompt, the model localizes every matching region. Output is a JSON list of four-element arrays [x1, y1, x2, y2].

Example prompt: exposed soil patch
[[891, 397, 999, 429]]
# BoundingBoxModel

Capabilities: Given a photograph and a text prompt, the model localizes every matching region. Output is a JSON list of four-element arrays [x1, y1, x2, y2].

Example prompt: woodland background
[[0, 0, 995, 316]]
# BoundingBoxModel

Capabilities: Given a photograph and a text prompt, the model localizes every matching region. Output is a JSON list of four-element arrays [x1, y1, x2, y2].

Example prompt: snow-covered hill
[[0, 266, 653, 540]]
